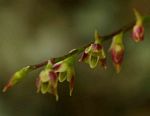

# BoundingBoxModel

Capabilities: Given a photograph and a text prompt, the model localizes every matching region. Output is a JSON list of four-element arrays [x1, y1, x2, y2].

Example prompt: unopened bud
[[110, 32, 124, 73], [132, 9, 144, 42], [3, 66, 31, 92]]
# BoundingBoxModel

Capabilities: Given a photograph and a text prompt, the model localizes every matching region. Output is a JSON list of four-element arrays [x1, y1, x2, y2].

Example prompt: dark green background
[[0, 0, 150, 116]]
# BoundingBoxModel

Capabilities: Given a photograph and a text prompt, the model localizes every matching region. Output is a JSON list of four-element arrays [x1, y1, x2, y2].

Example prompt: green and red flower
[[79, 30, 107, 69]]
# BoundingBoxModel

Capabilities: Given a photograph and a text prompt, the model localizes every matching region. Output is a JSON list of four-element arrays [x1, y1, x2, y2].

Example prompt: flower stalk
[[3, 10, 150, 100]]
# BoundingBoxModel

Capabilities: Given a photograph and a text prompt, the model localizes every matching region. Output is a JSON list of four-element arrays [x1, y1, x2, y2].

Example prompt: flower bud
[[132, 9, 144, 42], [3, 66, 31, 92], [110, 32, 124, 73]]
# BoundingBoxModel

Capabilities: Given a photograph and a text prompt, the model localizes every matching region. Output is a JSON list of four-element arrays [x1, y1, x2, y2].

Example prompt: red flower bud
[[110, 32, 124, 73], [132, 9, 144, 42], [132, 24, 144, 42]]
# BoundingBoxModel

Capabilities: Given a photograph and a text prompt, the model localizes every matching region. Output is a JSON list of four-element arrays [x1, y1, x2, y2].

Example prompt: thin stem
[[30, 20, 136, 70], [30, 43, 92, 70], [102, 21, 135, 41]]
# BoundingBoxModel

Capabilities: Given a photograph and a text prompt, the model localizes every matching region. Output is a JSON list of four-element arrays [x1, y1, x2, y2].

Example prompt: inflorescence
[[3, 9, 148, 101]]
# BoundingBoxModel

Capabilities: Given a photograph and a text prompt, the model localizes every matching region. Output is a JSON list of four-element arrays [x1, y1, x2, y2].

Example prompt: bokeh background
[[0, 0, 150, 116]]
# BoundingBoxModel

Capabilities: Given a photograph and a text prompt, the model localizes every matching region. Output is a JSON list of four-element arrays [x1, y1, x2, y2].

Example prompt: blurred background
[[0, 0, 150, 116]]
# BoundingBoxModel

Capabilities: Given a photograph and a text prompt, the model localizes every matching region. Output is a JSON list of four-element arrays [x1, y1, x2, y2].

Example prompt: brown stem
[[30, 21, 135, 70]]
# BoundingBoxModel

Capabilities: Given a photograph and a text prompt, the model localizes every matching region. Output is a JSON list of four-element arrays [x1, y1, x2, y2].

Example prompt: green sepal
[[110, 32, 124, 51], [133, 9, 143, 25], [45, 60, 53, 70], [67, 67, 75, 82], [40, 70, 49, 83]]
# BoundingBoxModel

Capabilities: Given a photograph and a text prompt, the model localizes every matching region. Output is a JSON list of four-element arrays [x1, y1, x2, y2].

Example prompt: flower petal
[[41, 82, 50, 94], [89, 55, 99, 69], [58, 72, 67, 82]]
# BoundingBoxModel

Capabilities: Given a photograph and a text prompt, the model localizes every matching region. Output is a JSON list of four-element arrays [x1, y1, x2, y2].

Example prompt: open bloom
[[79, 30, 107, 69], [53, 56, 75, 96], [110, 32, 124, 73], [36, 61, 59, 101], [132, 9, 144, 42]]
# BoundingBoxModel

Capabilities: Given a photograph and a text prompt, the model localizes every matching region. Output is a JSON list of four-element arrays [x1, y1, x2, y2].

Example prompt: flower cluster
[[79, 31, 124, 73], [3, 9, 146, 101], [36, 56, 75, 101], [79, 9, 144, 73]]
